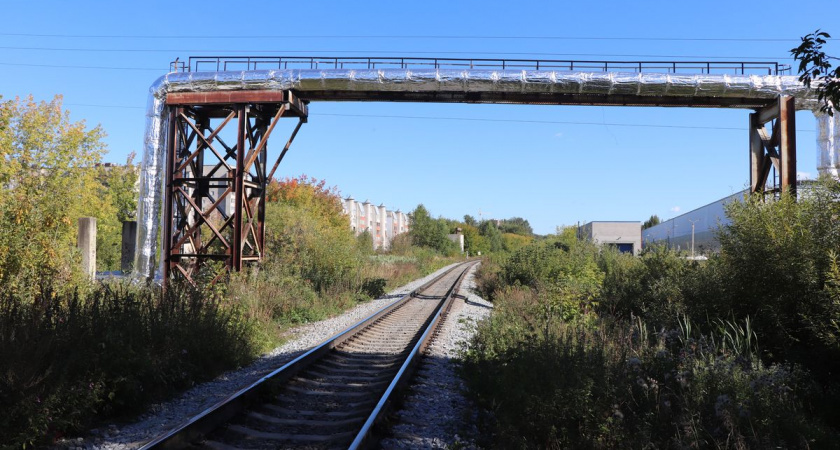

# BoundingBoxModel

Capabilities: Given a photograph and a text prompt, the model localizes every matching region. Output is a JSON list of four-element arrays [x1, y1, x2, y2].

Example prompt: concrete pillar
[[346, 197, 356, 232], [378, 204, 388, 250], [362, 201, 374, 249], [77, 217, 96, 280], [121, 221, 137, 274]]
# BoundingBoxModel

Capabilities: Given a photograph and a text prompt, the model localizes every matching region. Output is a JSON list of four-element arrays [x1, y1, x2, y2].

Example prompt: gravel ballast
[[58, 263, 471, 450]]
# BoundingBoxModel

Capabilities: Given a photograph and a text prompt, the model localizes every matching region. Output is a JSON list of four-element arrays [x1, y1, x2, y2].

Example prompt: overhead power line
[[0, 46, 794, 60], [0, 32, 825, 42], [0, 61, 161, 71]]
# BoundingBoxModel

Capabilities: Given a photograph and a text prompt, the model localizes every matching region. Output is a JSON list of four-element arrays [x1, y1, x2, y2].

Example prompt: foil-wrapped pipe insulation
[[817, 112, 840, 178], [133, 80, 170, 282], [133, 69, 836, 280]]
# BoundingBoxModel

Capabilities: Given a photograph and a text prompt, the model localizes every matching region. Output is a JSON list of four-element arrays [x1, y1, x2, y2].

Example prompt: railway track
[[140, 261, 476, 449]]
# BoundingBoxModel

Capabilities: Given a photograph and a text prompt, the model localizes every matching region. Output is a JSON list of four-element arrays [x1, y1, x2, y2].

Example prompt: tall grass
[[460, 286, 835, 447], [0, 281, 258, 448]]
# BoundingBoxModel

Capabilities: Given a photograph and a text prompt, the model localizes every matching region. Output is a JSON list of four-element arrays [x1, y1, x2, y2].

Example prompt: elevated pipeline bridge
[[136, 56, 839, 287]]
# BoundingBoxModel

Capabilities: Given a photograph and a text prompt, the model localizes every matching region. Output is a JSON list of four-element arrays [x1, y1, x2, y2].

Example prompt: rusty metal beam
[[757, 102, 780, 125], [232, 106, 246, 272], [780, 96, 796, 196], [748, 96, 796, 197], [166, 91, 308, 117], [749, 112, 764, 193], [162, 108, 178, 287], [293, 90, 777, 109]]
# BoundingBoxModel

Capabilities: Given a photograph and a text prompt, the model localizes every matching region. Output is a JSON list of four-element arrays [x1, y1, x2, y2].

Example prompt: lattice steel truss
[[750, 96, 797, 198], [162, 91, 307, 287]]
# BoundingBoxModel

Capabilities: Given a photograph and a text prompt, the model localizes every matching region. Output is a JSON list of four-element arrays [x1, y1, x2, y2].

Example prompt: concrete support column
[[78, 217, 97, 280], [378, 204, 388, 250], [121, 221, 137, 274], [346, 197, 356, 232]]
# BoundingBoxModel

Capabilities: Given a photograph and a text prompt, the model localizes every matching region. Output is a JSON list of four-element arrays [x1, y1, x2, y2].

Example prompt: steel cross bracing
[[750, 96, 796, 197], [162, 90, 307, 288]]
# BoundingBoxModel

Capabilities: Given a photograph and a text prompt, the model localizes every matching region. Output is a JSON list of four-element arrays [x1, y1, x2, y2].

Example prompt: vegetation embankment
[[0, 96, 464, 448], [227, 176, 460, 349], [461, 179, 840, 448]]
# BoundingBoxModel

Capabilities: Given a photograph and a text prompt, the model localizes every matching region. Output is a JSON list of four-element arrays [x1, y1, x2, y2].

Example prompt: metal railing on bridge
[[170, 56, 791, 76]]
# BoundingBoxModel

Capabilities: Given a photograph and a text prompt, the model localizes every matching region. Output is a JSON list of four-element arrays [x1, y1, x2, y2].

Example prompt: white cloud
[[670, 206, 681, 213], [554, 132, 564, 138]]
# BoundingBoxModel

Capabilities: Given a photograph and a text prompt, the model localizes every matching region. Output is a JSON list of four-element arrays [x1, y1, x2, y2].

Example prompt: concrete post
[[379, 204, 388, 250], [363, 201, 373, 249], [121, 221, 137, 274], [346, 197, 356, 232], [77, 217, 96, 280]]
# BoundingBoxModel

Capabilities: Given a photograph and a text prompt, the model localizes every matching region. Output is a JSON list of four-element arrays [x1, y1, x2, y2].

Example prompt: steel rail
[[349, 260, 476, 449], [138, 261, 476, 449]]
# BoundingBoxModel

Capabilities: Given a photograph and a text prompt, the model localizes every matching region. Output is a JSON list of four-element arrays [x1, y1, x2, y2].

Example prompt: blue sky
[[1, 0, 837, 235]]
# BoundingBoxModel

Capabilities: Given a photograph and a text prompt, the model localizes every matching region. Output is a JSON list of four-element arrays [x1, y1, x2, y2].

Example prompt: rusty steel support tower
[[162, 91, 307, 288], [750, 96, 797, 197]]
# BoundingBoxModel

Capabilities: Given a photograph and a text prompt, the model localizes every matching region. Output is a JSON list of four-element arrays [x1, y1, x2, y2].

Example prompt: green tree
[[479, 220, 504, 253], [642, 214, 661, 230], [92, 154, 140, 271], [498, 217, 533, 236], [102, 153, 139, 222], [264, 176, 364, 292], [462, 223, 488, 255], [791, 30, 840, 115], [502, 232, 532, 253], [408, 204, 456, 254], [463, 214, 477, 227], [0, 95, 108, 292]]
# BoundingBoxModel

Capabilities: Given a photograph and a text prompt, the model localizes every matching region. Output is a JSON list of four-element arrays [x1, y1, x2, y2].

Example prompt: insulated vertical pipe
[[816, 111, 840, 178]]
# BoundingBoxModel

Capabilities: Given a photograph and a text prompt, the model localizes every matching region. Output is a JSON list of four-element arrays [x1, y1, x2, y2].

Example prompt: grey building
[[642, 191, 746, 254], [579, 221, 642, 255]]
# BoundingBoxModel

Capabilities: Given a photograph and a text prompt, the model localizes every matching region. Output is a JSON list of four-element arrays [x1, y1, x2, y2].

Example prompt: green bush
[[461, 184, 840, 446], [472, 254, 506, 301], [597, 244, 690, 327], [361, 277, 387, 299], [684, 179, 840, 379]]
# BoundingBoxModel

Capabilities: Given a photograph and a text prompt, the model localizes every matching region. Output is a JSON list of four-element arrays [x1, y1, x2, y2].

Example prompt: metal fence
[[171, 56, 791, 76]]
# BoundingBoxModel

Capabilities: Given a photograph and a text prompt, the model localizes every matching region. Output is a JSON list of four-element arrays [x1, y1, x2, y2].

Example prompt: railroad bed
[[140, 261, 476, 450]]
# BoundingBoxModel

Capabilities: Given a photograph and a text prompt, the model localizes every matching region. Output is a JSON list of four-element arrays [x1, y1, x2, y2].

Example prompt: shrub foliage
[[463, 178, 840, 448]]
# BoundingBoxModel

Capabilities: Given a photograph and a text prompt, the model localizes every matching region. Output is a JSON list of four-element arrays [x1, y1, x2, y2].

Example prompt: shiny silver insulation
[[133, 69, 835, 279], [817, 112, 840, 178]]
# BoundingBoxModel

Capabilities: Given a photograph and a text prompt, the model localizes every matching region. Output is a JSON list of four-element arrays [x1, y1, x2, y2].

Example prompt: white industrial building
[[578, 221, 642, 255], [341, 197, 410, 250]]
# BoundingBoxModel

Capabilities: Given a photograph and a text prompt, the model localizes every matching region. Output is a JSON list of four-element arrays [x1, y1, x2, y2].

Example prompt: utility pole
[[688, 219, 699, 258]]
